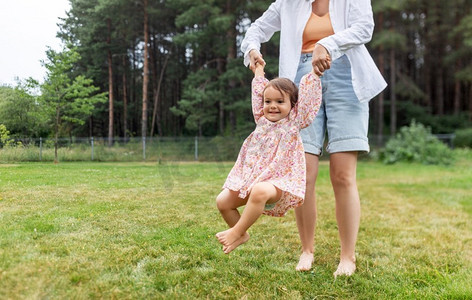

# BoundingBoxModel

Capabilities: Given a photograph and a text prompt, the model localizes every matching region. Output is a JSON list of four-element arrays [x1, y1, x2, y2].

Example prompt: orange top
[[302, 13, 335, 53]]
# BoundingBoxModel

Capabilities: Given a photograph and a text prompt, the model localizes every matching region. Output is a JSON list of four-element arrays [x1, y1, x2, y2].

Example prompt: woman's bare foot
[[215, 228, 242, 247], [222, 232, 250, 254], [333, 258, 356, 278], [296, 252, 314, 271]]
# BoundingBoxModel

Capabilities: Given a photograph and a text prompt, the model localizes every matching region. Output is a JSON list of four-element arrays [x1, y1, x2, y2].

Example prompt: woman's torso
[[242, 0, 387, 101]]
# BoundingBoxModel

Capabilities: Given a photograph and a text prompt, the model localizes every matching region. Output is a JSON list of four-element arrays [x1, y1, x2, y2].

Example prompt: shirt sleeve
[[317, 0, 374, 61], [252, 76, 269, 123], [291, 73, 322, 129], [241, 0, 282, 67]]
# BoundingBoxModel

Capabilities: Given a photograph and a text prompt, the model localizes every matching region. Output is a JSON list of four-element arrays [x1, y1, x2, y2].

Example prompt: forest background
[[1, 0, 472, 144]]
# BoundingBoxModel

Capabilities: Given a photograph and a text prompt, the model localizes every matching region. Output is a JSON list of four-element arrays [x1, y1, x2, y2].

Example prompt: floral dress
[[223, 73, 322, 217]]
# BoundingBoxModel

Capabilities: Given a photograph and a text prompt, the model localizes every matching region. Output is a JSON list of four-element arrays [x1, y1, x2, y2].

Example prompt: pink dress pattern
[[223, 73, 322, 217]]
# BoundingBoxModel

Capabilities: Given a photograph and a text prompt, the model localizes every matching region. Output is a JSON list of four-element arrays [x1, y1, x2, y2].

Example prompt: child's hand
[[310, 69, 321, 80], [254, 62, 265, 78]]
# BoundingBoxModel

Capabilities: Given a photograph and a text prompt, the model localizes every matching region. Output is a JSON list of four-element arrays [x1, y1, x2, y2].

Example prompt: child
[[215, 63, 322, 254]]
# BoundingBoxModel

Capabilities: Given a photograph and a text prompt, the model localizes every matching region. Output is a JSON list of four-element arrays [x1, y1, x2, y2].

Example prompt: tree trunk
[[54, 106, 60, 164], [107, 19, 114, 147], [132, 48, 137, 135], [436, 70, 444, 115], [454, 60, 461, 115], [122, 55, 128, 140], [434, 4, 444, 116], [469, 83, 472, 122], [377, 49, 385, 146], [89, 116, 93, 138], [377, 11, 385, 144], [142, 0, 149, 139], [229, 111, 236, 134], [390, 48, 396, 136], [226, 0, 237, 135], [423, 8, 432, 111], [424, 57, 432, 110], [151, 55, 169, 137], [216, 58, 225, 135], [454, 80, 461, 115]]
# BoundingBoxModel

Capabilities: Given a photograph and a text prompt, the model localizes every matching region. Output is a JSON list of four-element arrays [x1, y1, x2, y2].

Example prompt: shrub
[[0, 124, 22, 148], [453, 128, 472, 148], [381, 120, 454, 165]]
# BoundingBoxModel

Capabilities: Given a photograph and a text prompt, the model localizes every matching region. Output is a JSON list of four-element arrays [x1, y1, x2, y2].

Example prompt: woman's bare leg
[[295, 153, 319, 271], [330, 152, 360, 277]]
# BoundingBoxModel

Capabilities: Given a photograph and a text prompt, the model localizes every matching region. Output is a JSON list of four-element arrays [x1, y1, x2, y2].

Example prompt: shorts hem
[[326, 137, 370, 154], [303, 143, 322, 156]]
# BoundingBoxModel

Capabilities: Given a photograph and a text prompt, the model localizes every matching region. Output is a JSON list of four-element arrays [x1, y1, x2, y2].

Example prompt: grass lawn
[[0, 154, 471, 299]]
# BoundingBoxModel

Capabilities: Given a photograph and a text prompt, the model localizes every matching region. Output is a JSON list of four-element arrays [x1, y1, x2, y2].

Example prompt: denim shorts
[[295, 53, 370, 155]]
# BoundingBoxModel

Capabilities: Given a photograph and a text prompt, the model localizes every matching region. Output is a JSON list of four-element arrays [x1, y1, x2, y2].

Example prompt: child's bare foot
[[296, 252, 314, 271], [333, 258, 356, 278], [215, 228, 241, 247], [222, 232, 250, 254]]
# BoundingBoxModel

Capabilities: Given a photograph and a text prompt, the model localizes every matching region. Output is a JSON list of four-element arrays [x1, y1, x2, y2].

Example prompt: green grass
[[0, 156, 471, 299]]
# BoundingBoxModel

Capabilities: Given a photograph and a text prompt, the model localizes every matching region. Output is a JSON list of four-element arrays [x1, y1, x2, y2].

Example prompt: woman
[[241, 0, 387, 277]]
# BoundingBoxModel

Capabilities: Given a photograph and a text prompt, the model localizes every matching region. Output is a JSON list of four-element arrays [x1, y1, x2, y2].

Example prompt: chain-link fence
[[0, 134, 455, 163], [0, 136, 245, 162]]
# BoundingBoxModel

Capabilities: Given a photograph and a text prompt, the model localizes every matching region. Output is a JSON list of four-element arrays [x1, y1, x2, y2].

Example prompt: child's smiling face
[[263, 86, 291, 122]]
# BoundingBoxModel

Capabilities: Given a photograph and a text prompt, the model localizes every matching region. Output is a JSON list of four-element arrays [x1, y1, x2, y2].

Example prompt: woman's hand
[[254, 62, 265, 78], [312, 44, 331, 76], [249, 49, 266, 73]]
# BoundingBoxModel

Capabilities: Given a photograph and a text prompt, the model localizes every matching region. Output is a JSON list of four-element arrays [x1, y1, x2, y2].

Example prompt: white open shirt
[[241, 0, 387, 102]]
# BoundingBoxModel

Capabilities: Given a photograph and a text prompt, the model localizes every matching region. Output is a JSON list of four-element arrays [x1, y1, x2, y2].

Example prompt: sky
[[0, 0, 71, 86]]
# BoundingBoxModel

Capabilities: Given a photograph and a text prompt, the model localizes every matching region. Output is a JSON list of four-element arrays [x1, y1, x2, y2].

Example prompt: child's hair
[[264, 78, 299, 108]]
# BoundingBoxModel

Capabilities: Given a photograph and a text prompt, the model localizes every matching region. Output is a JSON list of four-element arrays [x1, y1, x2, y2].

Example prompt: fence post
[[91, 137, 94, 161], [142, 136, 146, 160], [194, 136, 198, 161], [39, 137, 42, 161]]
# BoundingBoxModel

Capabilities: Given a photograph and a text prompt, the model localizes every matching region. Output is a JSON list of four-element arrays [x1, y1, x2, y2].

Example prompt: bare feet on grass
[[216, 228, 247, 250], [296, 252, 314, 271], [222, 232, 250, 254], [333, 257, 356, 278]]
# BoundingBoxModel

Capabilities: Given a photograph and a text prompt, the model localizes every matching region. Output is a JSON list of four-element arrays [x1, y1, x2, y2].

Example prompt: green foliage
[[381, 120, 454, 165], [393, 101, 471, 134], [0, 83, 48, 137], [40, 47, 107, 133], [371, 30, 408, 51], [453, 128, 472, 148], [372, 0, 407, 12], [0, 124, 13, 147], [39, 46, 106, 162], [0, 124, 22, 148], [170, 69, 219, 134], [395, 74, 425, 103], [17, 0, 472, 138], [459, 13, 472, 48]]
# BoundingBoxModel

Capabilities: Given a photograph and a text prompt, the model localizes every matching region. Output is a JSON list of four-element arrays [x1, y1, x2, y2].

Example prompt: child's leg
[[216, 182, 281, 253], [216, 189, 251, 253], [216, 189, 248, 227]]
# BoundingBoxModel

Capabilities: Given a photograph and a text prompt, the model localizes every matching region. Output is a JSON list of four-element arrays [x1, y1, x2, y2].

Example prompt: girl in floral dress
[[216, 62, 321, 254]]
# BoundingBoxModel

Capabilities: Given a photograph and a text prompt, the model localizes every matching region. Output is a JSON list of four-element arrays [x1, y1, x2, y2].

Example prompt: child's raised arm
[[254, 62, 265, 78], [291, 72, 322, 129], [251, 63, 268, 123]]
